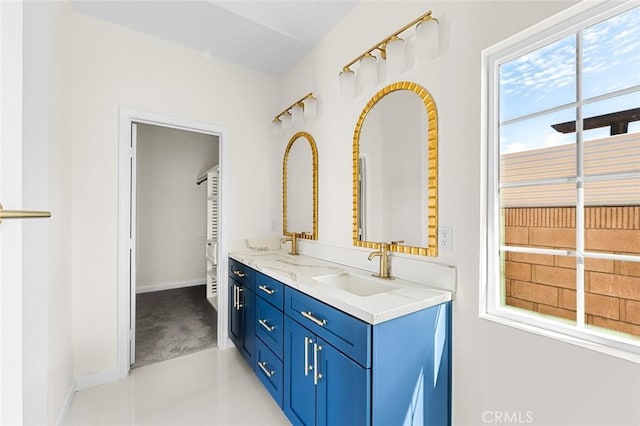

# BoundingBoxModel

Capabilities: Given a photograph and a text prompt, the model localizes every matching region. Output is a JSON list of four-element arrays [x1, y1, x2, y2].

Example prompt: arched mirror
[[283, 131, 318, 239], [353, 82, 438, 256]]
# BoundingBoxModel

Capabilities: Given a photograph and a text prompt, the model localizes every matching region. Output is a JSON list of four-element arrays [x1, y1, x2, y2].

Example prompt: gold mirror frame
[[352, 81, 438, 256], [283, 131, 318, 240]]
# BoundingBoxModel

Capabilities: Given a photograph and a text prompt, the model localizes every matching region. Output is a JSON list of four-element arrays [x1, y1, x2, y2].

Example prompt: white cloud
[[501, 5, 640, 119]]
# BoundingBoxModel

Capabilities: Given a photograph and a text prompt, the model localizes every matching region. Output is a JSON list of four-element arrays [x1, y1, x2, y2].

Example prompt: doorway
[[132, 123, 219, 368], [117, 109, 231, 378]]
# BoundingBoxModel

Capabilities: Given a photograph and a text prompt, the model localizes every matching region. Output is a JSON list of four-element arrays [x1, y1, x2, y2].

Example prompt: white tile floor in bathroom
[[65, 347, 290, 425]]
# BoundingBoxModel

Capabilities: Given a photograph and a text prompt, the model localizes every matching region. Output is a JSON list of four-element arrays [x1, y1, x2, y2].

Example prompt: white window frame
[[480, 0, 640, 364]]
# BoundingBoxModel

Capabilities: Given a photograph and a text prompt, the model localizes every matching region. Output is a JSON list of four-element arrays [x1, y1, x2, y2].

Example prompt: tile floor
[[65, 348, 290, 425]]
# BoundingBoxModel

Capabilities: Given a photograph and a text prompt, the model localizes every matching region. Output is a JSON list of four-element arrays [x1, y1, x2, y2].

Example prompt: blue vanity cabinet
[[284, 286, 451, 426], [283, 316, 316, 424], [228, 279, 242, 348], [255, 296, 284, 360], [284, 316, 370, 426], [285, 287, 371, 368], [255, 272, 285, 311], [284, 287, 371, 426], [228, 259, 256, 367], [254, 271, 286, 407], [371, 302, 452, 426], [228, 257, 452, 426], [241, 287, 256, 365], [254, 337, 284, 408]]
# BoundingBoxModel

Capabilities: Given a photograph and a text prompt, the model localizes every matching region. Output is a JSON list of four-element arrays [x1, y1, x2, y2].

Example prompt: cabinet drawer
[[229, 258, 255, 291], [285, 287, 371, 368], [255, 338, 284, 409], [255, 272, 284, 311], [256, 297, 284, 360]]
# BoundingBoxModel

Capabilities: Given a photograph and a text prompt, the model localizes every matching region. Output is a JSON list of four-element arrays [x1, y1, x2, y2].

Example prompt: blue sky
[[499, 6, 640, 154]]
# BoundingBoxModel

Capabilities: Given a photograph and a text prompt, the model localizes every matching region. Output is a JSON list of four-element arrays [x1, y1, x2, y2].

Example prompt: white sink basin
[[312, 273, 399, 297]]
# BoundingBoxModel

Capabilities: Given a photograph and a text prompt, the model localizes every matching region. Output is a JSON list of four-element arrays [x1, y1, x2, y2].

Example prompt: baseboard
[[75, 367, 121, 391], [136, 279, 205, 294], [55, 380, 77, 426]]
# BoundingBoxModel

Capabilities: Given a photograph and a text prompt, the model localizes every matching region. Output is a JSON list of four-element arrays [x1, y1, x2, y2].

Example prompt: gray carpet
[[133, 285, 217, 369]]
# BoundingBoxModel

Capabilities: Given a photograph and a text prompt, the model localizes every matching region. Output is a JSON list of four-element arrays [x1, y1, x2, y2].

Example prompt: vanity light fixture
[[416, 15, 439, 58], [385, 35, 406, 77], [339, 68, 356, 98], [291, 103, 304, 124], [303, 95, 317, 119], [280, 111, 292, 129], [339, 11, 439, 97], [358, 53, 378, 88], [273, 93, 317, 128]]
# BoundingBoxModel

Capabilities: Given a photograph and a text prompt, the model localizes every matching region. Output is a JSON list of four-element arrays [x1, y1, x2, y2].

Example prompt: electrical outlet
[[439, 226, 453, 250]]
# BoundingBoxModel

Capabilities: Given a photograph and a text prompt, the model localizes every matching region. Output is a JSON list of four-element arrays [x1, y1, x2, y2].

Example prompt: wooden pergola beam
[[551, 107, 640, 136]]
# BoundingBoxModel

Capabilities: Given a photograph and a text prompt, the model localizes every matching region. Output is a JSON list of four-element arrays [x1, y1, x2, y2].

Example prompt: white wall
[[136, 124, 218, 290], [281, 1, 640, 425], [47, 2, 75, 424], [70, 11, 281, 378]]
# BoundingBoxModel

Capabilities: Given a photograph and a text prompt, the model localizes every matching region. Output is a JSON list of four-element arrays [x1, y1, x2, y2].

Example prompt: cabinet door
[[240, 284, 255, 366], [316, 337, 370, 426], [228, 279, 242, 349], [284, 317, 316, 426], [254, 338, 284, 409], [256, 296, 284, 360]]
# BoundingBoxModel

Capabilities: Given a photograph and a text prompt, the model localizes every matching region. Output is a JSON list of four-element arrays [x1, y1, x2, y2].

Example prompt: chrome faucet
[[368, 242, 393, 279], [281, 232, 299, 256]]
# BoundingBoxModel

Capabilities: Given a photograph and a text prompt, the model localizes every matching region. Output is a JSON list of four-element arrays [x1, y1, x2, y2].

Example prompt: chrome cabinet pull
[[232, 285, 238, 310], [258, 319, 275, 332], [301, 311, 327, 327], [233, 270, 246, 278], [313, 343, 323, 385], [258, 285, 275, 295], [304, 337, 313, 377], [237, 287, 244, 309], [257, 361, 275, 378]]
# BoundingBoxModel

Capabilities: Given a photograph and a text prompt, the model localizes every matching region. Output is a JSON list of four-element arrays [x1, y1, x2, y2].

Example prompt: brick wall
[[503, 206, 640, 337]]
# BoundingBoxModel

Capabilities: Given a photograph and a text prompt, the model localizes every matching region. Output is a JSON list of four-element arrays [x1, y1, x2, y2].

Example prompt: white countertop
[[229, 250, 454, 325]]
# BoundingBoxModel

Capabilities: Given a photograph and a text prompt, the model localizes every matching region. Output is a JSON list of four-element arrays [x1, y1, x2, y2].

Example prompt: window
[[482, 1, 640, 361]]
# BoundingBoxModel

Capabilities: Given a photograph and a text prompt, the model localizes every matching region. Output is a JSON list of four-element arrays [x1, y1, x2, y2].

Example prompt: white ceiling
[[71, 0, 359, 75]]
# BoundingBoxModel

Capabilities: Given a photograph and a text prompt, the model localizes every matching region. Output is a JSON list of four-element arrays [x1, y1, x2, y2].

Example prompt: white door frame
[[0, 2, 25, 423], [129, 122, 138, 365], [1, 2, 49, 423], [117, 108, 231, 378]]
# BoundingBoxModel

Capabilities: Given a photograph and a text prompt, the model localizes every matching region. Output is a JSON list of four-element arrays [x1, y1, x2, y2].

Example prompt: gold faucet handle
[[390, 240, 405, 246], [283, 232, 300, 255]]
